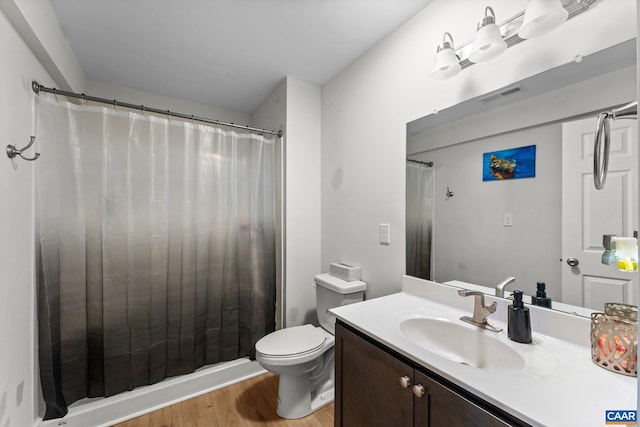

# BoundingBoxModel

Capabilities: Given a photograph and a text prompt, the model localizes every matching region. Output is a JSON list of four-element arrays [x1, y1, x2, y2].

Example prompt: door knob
[[566, 257, 579, 267], [399, 375, 411, 389], [412, 384, 425, 397]]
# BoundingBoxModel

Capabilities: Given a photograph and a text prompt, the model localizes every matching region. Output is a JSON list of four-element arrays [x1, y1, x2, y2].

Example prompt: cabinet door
[[336, 323, 414, 427], [414, 371, 512, 427]]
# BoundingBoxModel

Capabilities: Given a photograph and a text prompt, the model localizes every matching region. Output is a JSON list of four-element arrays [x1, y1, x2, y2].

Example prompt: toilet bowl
[[255, 273, 366, 419], [255, 324, 335, 419]]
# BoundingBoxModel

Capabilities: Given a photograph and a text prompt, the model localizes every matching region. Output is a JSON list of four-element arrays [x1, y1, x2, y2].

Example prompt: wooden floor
[[112, 373, 334, 427]]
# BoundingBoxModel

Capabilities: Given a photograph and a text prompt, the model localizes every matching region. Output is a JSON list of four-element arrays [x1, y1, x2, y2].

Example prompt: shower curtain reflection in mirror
[[406, 161, 434, 280], [35, 96, 277, 420]]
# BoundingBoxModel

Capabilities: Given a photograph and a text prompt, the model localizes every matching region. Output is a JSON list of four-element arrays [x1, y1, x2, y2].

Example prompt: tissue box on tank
[[329, 262, 362, 282]]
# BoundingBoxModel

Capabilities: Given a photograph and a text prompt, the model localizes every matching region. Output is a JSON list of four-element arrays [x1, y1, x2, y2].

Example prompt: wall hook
[[446, 186, 454, 200], [7, 136, 40, 161]]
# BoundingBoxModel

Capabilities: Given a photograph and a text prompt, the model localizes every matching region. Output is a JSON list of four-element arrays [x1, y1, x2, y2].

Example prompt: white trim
[[37, 359, 266, 427]]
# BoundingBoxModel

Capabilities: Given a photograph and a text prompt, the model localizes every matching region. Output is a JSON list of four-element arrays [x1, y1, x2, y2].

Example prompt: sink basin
[[400, 318, 525, 372]]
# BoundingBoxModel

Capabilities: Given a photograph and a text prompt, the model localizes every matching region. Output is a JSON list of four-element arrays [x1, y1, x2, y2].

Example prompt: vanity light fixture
[[430, 32, 462, 80], [430, 0, 596, 80], [518, 0, 569, 39], [469, 7, 507, 63]]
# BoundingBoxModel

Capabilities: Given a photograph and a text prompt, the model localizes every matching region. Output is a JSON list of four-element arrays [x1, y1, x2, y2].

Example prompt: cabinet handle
[[399, 375, 412, 389], [413, 384, 425, 397]]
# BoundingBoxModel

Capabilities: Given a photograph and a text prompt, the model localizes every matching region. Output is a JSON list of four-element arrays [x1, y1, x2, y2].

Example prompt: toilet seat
[[255, 324, 327, 357]]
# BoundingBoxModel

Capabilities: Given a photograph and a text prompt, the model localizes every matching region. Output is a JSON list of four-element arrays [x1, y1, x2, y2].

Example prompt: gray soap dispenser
[[532, 282, 552, 308], [508, 290, 532, 344]]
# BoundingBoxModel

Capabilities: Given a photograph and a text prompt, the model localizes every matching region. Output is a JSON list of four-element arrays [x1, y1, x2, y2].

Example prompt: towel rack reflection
[[593, 101, 637, 190]]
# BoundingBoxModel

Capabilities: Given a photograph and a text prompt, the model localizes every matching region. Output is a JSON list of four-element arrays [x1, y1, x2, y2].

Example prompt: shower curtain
[[35, 96, 276, 419], [406, 161, 434, 280]]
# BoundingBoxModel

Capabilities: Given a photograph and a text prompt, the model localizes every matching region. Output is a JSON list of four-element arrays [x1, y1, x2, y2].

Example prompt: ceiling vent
[[479, 85, 525, 104]]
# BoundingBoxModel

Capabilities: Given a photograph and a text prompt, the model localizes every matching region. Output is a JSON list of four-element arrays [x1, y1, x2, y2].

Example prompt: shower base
[[38, 358, 266, 427]]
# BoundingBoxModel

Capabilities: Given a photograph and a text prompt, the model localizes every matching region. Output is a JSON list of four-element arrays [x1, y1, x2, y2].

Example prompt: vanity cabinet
[[335, 321, 526, 427]]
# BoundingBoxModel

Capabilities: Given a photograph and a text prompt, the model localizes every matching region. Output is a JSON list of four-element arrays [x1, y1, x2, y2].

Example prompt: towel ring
[[593, 112, 610, 190]]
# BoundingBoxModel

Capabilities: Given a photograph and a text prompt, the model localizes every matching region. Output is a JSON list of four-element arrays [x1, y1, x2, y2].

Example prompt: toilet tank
[[314, 273, 366, 334]]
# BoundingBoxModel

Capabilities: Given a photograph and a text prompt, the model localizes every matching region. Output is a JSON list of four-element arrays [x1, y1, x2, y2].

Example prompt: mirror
[[406, 40, 638, 315]]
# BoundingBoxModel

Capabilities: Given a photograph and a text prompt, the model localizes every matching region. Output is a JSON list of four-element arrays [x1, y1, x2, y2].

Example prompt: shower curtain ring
[[6, 136, 40, 161]]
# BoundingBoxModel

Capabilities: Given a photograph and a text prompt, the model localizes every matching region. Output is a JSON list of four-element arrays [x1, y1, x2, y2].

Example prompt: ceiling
[[49, 0, 434, 114]]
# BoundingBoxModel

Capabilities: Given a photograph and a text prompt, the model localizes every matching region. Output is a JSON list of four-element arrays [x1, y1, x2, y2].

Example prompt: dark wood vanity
[[334, 321, 530, 427]]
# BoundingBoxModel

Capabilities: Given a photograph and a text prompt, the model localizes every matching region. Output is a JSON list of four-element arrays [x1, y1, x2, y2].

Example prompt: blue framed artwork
[[483, 145, 536, 181]]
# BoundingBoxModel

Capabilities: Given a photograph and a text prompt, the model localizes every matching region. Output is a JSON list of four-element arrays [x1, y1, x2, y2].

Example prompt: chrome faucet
[[495, 276, 516, 298], [457, 289, 502, 332]]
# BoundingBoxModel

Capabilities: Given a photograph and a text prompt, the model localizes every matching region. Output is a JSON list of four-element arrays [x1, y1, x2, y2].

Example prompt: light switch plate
[[379, 223, 390, 244]]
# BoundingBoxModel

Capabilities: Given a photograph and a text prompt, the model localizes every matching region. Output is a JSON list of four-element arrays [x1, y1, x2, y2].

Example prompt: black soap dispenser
[[508, 290, 532, 344], [532, 282, 552, 308]]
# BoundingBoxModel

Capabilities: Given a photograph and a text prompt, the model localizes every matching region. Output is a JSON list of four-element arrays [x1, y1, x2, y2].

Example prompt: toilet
[[255, 273, 366, 419]]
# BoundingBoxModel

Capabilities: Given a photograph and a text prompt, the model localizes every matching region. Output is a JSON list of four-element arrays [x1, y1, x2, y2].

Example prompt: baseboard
[[37, 358, 266, 427]]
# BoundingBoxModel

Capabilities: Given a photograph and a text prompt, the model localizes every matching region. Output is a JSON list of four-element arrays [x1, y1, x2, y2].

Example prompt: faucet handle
[[486, 300, 497, 313]]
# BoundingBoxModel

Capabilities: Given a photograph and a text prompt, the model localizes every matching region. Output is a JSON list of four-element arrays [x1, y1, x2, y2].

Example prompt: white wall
[[0, 0, 85, 92], [416, 123, 562, 297], [0, 7, 59, 427], [253, 77, 322, 328], [282, 78, 322, 326], [86, 80, 250, 125], [321, 0, 637, 299]]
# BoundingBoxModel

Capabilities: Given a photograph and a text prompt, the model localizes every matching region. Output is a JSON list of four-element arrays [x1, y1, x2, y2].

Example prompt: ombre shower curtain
[[35, 96, 276, 419], [406, 161, 434, 280]]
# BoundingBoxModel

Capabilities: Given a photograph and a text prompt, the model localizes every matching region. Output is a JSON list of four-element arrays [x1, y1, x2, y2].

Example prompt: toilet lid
[[255, 324, 326, 357]]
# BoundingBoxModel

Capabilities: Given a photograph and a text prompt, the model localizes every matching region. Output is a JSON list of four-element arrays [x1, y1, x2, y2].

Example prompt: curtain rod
[[407, 159, 433, 167], [31, 81, 282, 138]]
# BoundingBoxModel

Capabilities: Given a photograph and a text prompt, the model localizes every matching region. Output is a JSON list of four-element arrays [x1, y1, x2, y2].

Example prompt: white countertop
[[331, 276, 637, 427]]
